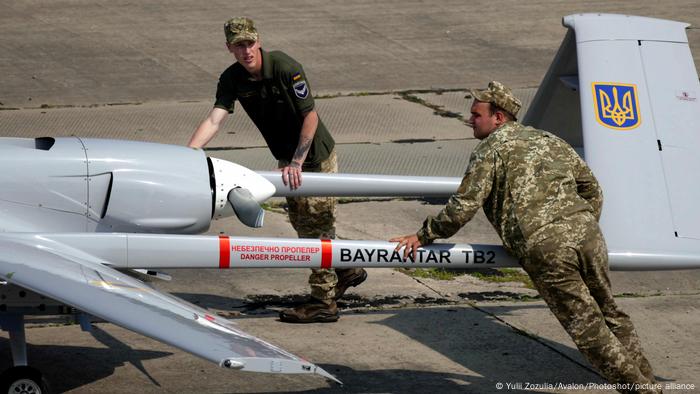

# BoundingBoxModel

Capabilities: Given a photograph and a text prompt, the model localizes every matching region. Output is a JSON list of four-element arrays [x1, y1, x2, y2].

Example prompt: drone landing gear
[[0, 315, 50, 394]]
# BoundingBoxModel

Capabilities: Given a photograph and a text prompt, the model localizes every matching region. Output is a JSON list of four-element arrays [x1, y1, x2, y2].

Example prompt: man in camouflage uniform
[[189, 17, 366, 323], [391, 81, 659, 393]]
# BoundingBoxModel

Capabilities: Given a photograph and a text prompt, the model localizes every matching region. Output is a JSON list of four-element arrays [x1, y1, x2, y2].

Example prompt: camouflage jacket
[[417, 122, 603, 258]]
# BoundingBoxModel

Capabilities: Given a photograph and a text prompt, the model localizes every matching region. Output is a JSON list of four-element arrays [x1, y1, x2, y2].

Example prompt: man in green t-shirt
[[189, 17, 366, 323]]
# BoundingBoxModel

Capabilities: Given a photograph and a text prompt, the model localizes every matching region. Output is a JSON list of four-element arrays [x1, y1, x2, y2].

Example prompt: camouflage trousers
[[280, 150, 351, 304], [521, 213, 658, 394]]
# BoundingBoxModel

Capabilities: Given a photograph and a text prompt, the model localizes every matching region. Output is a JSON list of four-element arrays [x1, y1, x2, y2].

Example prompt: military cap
[[224, 17, 259, 45], [468, 81, 522, 119]]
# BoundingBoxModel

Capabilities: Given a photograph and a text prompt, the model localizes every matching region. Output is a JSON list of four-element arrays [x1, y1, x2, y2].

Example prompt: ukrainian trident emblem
[[592, 83, 641, 130]]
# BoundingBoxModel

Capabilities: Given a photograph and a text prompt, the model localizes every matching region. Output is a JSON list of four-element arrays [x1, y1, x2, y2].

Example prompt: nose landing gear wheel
[[0, 366, 50, 394]]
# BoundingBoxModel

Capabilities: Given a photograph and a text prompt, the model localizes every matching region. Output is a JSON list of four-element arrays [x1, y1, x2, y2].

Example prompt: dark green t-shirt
[[214, 49, 335, 169]]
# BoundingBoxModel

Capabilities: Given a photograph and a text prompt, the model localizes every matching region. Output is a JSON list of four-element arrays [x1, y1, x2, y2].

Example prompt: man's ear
[[495, 110, 507, 126]]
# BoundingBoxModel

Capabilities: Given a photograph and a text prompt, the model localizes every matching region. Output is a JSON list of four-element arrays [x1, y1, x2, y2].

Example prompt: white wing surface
[[0, 235, 338, 382]]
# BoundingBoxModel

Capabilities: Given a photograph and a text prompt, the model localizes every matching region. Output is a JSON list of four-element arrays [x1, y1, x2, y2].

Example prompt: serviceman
[[390, 82, 659, 393], [189, 17, 366, 323]]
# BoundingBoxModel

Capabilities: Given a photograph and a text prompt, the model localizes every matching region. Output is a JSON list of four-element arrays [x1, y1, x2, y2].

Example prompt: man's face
[[469, 101, 500, 140], [228, 40, 261, 74]]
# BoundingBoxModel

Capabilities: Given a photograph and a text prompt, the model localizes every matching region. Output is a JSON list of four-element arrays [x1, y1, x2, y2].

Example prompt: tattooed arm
[[281, 110, 318, 189]]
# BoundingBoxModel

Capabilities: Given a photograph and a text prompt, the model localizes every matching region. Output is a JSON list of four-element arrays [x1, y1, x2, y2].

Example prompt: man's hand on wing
[[281, 161, 303, 190], [389, 234, 423, 259]]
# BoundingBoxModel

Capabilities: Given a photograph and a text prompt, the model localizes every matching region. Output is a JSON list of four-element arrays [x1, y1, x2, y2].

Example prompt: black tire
[[0, 366, 50, 394]]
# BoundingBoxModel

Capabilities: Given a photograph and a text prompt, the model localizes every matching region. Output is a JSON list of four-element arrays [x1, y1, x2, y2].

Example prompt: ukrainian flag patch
[[292, 72, 302, 82], [591, 82, 641, 130]]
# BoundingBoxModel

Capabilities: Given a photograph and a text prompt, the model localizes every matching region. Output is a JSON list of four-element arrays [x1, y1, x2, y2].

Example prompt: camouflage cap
[[224, 17, 259, 45], [468, 81, 522, 119]]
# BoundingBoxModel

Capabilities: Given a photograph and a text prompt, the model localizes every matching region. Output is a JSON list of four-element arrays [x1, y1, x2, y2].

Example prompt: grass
[[468, 268, 535, 289], [405, 267, 535, 289], [259, 201, 286, 214], [614, 292, 661, 298], [408, 267, 466, 280]]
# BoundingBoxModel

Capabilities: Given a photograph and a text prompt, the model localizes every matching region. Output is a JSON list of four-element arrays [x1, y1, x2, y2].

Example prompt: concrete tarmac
[[1, 1, 699, 393]]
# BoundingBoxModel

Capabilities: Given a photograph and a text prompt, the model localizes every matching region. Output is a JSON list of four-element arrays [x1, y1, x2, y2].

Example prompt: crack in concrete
[[458, 291, 540, 302], [233, 293, 458, 316], [315, 88, 467, 100], [614, 290, 700, 298], [409, 276, 449, 299], [397, 92, 468, 123]]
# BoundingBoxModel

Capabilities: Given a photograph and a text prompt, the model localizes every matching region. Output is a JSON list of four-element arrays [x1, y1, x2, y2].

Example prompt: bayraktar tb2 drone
[[1, 12, 699, 392]]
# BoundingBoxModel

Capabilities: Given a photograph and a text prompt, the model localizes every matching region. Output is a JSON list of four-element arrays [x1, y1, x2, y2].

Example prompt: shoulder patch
[[292, 72, 302, 82], [293, 80, 309, 99]]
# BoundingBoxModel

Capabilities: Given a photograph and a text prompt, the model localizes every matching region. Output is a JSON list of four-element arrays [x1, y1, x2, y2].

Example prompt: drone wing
[[0, 234, 338, 382]]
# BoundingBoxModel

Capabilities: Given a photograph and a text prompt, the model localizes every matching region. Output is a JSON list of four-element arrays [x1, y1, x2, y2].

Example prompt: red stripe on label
[[219, 235, 230, 269], [321, 239, 332, 269]]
